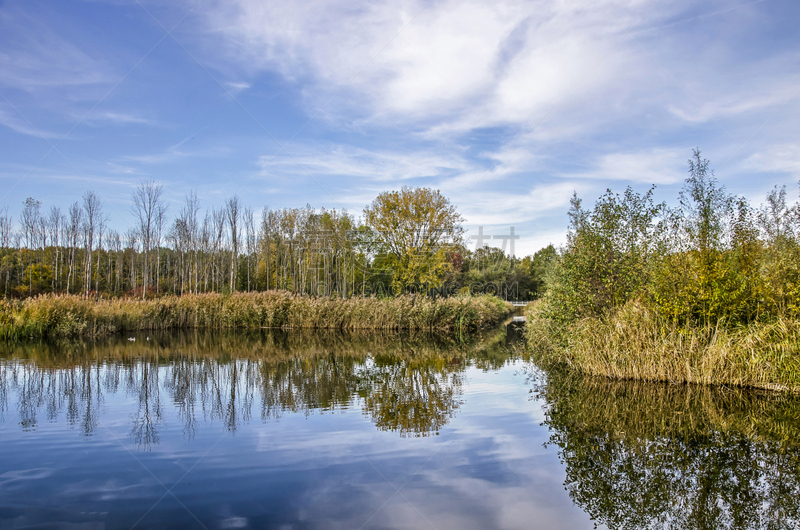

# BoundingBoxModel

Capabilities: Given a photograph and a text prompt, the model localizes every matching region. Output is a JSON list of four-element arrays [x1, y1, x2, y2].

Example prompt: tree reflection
[[359, 355, 462, 437], [534, 370, 800, 529], [0, 327, 511, 445]]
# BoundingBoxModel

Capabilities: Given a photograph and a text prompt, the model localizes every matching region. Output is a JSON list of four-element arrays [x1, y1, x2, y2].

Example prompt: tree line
[[544, 148, 800, 328], [0, 184, 550, 300]]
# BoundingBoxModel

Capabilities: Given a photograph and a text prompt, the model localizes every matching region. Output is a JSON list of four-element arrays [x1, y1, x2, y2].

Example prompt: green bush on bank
[[0, 291, 513, 340], [528, 149, 800, 389]]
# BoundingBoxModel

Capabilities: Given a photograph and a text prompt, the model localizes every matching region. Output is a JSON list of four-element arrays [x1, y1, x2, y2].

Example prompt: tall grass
[[0, 291, 513, 340], [526, 152, 800, 390], [526, 300, 800, 390]]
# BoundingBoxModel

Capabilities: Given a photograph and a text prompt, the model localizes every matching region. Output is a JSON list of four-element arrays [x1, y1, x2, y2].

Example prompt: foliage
[[364, 186, 464, 292], [519, 244, 557, 299], [542, 186, 664, 324], [529, 149, 800, 388]]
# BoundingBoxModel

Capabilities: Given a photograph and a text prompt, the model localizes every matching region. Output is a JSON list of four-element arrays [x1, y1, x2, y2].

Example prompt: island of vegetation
[[526, 149, 800, 391], [0, 186, 520, 339]]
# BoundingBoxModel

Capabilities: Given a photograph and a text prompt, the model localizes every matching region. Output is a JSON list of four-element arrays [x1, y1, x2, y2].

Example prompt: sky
[[0, 0, 799, 257]]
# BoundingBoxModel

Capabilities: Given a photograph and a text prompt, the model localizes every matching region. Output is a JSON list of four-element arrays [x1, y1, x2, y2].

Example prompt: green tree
[[520, 244, 557, 299], [364, 187, 464, 293], [544, 187, 664, 323]]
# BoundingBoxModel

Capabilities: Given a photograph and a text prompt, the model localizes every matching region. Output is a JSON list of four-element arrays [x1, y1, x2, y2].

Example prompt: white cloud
[[258, 144, 470, 182], [457, 181, 583, 227], [567, 149, 684, 185], [0, 103, 57, 138], [742, 144, 800, 179], [199, 0, 671, 133], [198, 0, 800, 147], [225, 81, 251, 94], [0, 7, 112, 94], [90, 112, 154, 125]]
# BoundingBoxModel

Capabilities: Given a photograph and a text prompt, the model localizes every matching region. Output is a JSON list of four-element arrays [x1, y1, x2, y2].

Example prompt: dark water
[[1, 327, 800, 529]]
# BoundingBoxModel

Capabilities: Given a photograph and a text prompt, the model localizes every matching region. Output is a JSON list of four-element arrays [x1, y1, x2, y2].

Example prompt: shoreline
[[0, 291, 514, 340], [524, 301, 800, 393]]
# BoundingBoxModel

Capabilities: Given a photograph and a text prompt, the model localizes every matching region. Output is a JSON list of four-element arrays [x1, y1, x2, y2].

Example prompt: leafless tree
[[0, 207, 12, 296], [125, 228, 139, 293], [82, 191, 104, 297], [66, 202, 83, 294], [244, 207, 255, 291], [225, 196, 240, 291], [21, 197, 41, 296], [47, 207, 62, 292], [131, 181, 167, 299]]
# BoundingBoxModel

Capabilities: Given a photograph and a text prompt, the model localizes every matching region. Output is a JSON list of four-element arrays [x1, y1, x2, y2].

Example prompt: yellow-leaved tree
[[364, 187, 464, 294]]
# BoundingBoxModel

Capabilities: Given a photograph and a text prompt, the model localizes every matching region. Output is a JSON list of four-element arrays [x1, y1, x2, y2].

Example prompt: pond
[[1, 326, 799, 529]]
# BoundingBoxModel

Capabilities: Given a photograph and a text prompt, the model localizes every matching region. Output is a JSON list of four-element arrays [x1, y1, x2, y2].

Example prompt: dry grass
[[525, 300, 800, 390], [0, 291, 513, 340]]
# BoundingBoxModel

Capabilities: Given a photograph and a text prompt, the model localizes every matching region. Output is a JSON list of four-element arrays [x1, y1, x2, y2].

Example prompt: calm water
[[2, 327, 800, 529]]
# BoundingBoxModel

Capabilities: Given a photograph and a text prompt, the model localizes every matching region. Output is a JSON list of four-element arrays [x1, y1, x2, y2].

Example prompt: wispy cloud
[[565, 149, 685, 185], [258, 144, 470, 182], [0, 102, 58, 138], [0, 7, 113, 95], [89, 111, 154, 125]]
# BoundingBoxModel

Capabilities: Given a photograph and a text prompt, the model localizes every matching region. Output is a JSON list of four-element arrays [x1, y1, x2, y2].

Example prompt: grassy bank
[[0, 291, 513, 340], [525, 151, 800, 391], [526, 301, 800, 390]]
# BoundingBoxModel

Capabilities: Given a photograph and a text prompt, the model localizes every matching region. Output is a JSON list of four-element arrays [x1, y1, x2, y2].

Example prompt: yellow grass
[[525, 300, 800, 390], [0, 291, 513, 340]]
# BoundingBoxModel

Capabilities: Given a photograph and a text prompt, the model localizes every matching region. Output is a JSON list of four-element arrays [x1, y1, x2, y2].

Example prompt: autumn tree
[[364, 187, 464, 293]]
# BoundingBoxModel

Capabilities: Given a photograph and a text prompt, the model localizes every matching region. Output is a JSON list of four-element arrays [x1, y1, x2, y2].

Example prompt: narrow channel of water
[[1, 327, 799, 529]]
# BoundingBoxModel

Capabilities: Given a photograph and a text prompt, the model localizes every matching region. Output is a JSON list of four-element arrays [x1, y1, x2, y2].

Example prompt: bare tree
[[125, 228, 139, 293], [66, 202, 83, 294], [82, 191, 104, 297], [132, 181, 167, 299], [47, 207, 62, 292], [211, 208, 226, 292], [225, 196, 240, 291], [244, 207, 255, 291], [21, 197, 41, 296], [183, 192, 200, 294], [260, 208, 274, 291], [0, 207, 12, 296]]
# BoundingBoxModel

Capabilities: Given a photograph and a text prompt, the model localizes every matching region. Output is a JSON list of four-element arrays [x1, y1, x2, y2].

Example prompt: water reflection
[[0, 329, 509, 446], [534, 370, 800, 529]]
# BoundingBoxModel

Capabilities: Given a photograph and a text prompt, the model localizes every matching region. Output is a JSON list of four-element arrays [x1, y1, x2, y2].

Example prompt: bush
[[529, 149, 800, 388]]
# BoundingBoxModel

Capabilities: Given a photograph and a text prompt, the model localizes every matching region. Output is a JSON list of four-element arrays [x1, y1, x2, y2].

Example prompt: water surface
[[2, 328, 800, 529]]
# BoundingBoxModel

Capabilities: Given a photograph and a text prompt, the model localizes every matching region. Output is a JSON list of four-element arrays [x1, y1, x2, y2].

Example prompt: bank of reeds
[[0, 291, 513, 340], [526, 300, 800, 391]]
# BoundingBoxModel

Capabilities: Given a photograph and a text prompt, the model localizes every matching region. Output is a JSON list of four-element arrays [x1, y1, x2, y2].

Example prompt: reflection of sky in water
[[0, 359, 598, 529]]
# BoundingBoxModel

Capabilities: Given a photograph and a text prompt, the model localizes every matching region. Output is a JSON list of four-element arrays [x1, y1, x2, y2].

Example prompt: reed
[[525, 300, 800, 390], [0, 291, 513, 340]]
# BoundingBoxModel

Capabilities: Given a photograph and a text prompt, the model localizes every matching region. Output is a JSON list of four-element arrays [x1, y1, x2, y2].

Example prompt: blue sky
[[1, 0, 799, 256]]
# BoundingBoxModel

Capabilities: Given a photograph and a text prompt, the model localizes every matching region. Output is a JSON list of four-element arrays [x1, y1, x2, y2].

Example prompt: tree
[[544, 187, 664, 322], [132, 181, 167, 299], [225, 196, 240, 292], [364, 187, 464, 292], [0, 207, 12, 296], [521, 244, 557, 299], [21, 197, 41, 297], [82, 191, 105, 297]]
